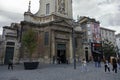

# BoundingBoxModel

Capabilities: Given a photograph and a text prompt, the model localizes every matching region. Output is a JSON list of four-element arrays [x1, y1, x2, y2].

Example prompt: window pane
[[46, 3, 50, 15], [44, 32, 49, 45]]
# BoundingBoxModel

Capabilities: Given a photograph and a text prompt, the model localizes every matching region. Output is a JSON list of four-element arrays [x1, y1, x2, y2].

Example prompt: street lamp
[[72, 27, 76, 69], [72, 22, 82, 69]]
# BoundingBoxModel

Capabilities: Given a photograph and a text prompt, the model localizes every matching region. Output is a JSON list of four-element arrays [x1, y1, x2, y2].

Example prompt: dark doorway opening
[[57, 50, 66, 64], [85, 47, 88, 62], [57, 44, 66, 64], [85, 51, 88, 62]]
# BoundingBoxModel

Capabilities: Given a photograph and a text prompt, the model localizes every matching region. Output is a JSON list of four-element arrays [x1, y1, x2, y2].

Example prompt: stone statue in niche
[[58, 0, 65, 14]]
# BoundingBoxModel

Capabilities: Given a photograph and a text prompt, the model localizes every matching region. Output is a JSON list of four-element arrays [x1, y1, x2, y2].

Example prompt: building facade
[[115, 33, 120, 57], [20, 0, 83, 63], [100, 27, 116, 46], [2, 23, 21, 64], [0, 35, 4, 64], [77, 16, 101, 61]]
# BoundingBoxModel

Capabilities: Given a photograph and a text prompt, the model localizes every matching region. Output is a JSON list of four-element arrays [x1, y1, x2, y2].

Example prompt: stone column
[[69, 33, 73, 63], [51, 31, 55, 58]]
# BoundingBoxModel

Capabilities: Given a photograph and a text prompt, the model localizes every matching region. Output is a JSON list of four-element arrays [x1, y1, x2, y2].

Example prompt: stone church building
[[1, 0, 86, 64], [20, 0, 84, 63]]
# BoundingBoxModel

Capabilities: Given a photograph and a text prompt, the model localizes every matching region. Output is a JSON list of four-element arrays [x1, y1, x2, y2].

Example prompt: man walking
[[8, 59, 13, 70], [112, 58, 117, 73]]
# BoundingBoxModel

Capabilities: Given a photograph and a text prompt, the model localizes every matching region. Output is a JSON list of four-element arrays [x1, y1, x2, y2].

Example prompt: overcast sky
[[0, 0, 120, 34]]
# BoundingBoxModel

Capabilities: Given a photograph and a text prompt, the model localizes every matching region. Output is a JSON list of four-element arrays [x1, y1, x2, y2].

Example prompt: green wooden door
[[4, 47, 14, 64]]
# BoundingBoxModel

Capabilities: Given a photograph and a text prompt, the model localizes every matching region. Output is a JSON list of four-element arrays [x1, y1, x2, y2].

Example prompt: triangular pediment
[[52, 19, 73, 27]]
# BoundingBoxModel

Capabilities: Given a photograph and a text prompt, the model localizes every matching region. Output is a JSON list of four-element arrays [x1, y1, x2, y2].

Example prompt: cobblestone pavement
[[0, 62, 120, 80]]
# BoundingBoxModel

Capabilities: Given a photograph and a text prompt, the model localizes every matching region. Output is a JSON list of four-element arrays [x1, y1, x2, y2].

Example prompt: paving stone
[[0, 63, 120, 80]]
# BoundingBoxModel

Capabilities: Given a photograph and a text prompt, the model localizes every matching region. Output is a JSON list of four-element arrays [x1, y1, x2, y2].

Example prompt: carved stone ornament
[[58, 0, 65, 14]]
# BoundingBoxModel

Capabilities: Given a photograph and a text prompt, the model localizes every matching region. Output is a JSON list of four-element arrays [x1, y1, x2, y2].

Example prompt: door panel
[[4, 47, 14, 64]]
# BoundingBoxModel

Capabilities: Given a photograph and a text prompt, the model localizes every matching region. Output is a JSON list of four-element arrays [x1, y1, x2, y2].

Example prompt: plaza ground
[[0, 62, 120, 80]]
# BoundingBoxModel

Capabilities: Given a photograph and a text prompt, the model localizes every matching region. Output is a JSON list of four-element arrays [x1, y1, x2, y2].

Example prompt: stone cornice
[[24, 13, 73, 24], [21, 20, 73, 30]]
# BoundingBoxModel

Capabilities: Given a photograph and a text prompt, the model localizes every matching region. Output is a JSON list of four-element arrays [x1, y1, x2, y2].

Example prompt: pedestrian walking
[[112, 58, 117, 73], [8, 59, 13, 70], [94, 56, 98, 67], [104, 60, 110, 72], [117, 58, 120, 69], [81, 58, 87, 72], [98, 57, 101, 68]]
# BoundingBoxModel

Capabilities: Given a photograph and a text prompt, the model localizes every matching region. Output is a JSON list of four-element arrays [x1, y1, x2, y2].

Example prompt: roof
[[3, 26, 16, 30], [116, 33, 120, 37], [100, 27, 116, 32], [78, 16, 99, 24]]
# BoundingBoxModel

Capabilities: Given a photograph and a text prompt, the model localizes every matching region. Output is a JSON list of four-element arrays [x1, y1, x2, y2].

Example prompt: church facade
[[20, 0, 84, 63], [0, 0, 86, 64]]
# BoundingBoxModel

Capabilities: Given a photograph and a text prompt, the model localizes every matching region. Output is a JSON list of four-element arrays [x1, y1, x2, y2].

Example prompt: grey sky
[[0, 0, 120, 34]]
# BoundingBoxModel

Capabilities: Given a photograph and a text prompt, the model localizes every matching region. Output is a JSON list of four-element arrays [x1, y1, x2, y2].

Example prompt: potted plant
[[22, 28, 39, 70]]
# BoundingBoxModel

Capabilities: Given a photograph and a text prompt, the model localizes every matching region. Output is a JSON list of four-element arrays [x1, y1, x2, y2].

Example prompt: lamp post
[[72, 25, 76, 69]]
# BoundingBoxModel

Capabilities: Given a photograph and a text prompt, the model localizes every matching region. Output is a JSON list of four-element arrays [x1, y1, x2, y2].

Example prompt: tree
[[22, 28, 37, 62], [102, 39, 116, 61]]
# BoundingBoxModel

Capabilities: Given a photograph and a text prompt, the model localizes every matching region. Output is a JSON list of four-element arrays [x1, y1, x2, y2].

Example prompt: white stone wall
[[35, 0, 72, 19], [67, 0, 73, 19], [100, 27, 116, 46], [35, 0, 55, 16]]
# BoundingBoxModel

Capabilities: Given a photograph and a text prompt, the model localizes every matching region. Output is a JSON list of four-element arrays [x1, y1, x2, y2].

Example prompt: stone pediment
[[52, 19, 72, 28]]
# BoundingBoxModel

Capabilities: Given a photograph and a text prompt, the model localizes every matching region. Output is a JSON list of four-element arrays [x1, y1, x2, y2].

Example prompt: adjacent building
[[116, 33, 120, 57], [77, 16, 101, 61], [100, 27, 116, 46], [2, 23, 21, 64], [0, 35, 4, 64]]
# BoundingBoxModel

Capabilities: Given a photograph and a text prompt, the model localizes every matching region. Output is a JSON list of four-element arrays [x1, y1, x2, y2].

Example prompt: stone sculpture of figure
[[58, 0, 65, 14]]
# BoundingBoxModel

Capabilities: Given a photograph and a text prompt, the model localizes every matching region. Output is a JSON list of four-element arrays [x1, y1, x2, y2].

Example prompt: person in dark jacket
[[8, 59, 13, 70], [104, 60, 110, 72], [94, 56, 98, 67], [117, 58, 120, 69], [112, 58, 117, 73], [98, 57, 101, 67]]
